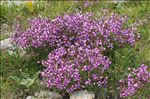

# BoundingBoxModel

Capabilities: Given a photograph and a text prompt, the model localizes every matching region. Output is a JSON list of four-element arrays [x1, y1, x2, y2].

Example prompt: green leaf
[[9, 76, 21, 83], [19, 78, 34, 87]]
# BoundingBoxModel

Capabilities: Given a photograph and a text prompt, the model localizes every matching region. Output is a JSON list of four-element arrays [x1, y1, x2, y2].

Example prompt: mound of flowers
[[12, 12, 149, 97]]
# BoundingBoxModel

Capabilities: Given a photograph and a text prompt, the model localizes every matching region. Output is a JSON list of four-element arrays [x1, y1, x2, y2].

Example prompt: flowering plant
[[12, 12, 149, 97]]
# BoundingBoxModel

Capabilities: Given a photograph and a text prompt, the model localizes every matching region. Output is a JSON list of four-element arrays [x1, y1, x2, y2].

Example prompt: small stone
[[70, 90, 95, 99], [26, 96, 36, 99]]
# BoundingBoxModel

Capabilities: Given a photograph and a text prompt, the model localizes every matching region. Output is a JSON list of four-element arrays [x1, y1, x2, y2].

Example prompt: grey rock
[[35, 91, 62, 99], [70, 90, 95, 99], [0, 38, 14, 54], [0, 38, 25, 55], [0, 38, 14, 49]]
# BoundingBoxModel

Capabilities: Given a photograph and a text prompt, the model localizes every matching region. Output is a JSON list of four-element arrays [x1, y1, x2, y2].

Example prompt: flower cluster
[[41, 45, 111, 93], [12, 13, 140, 93], [12, 18, 57, 48], [119, 64, 150, 98], [12, 13, 138, 48]]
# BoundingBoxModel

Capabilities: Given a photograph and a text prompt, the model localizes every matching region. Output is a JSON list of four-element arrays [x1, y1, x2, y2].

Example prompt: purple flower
[[119, 64, 150, 97], [12, 13, 139, 49], [41, 45, 111, 93]]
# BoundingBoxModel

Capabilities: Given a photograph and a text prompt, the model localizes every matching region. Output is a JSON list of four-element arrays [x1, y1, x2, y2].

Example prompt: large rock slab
[[70, 90, 95, 99]]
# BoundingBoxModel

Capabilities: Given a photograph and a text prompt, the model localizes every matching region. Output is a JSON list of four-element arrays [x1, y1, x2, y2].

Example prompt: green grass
[[0, 1, 150, 99], [0, 49, 50, 98]]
